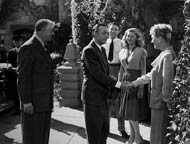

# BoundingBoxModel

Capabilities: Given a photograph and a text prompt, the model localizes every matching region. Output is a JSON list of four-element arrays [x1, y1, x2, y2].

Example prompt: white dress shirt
[[102, 38, 123, 64]]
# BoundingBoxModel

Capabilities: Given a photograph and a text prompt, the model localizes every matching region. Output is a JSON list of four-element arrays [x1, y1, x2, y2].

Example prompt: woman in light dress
[[130, 24, 176, 144], [118, 28, 147, 144]]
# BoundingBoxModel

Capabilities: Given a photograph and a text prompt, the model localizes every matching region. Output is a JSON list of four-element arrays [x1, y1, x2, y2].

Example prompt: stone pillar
[[57, 39, 82, 107], [64, 39, 80, 66]]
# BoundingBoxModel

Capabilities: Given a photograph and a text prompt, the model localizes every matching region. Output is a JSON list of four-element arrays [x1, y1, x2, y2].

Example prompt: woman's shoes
[[132, 136, 143, 144], [126, 136, 134, 144], [126, 139, 133, 144], [120, 130, 130, 139]]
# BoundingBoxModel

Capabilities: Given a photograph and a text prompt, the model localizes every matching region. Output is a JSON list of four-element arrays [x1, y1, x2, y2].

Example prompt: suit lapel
[[91, 41, 109, 73], [33, 37, 53, 69], [101, 47, 110, 74]]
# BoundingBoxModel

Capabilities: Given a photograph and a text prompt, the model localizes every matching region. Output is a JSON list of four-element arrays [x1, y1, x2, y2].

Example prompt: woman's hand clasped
[[120, 81, 134, 90]]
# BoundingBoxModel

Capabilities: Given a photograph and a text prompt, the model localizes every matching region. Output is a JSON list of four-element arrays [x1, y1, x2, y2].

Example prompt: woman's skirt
[[119, 69, 147, 121]]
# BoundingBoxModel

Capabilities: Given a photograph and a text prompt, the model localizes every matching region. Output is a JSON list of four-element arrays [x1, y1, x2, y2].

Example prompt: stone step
[[60, 81, 81, 89], [59, 98, 82, 107], [59, 89, 81, 98]]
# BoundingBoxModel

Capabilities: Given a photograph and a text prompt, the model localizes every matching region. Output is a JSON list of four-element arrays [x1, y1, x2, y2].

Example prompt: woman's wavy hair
[[122, 28, 144, 48], [149, 23, 172, 42]]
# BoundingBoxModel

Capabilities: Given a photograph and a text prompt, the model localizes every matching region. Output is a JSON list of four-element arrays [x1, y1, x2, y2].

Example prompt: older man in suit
[[81, 23, 128, 144], [17, 19, 56, 144]]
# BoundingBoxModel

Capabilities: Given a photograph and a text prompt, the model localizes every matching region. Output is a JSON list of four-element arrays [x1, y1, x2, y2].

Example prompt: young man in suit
[[103, 22, 129, 139], [7, 36, 23, 115], [8, 36, 24, 68], [17, 19, 57, 144], [81, 23, 129, 144]]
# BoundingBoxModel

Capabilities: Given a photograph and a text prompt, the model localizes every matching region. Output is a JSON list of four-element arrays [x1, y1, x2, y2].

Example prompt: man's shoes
[[119, 130, 130, 139]]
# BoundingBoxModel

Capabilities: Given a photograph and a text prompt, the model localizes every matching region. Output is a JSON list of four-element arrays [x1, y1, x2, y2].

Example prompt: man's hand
[[110, 75, 117, 81], [120, 81, 134, 90], [23, 102, 34, 115]]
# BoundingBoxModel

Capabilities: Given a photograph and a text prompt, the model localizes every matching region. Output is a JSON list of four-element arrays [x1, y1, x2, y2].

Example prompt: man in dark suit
[[17, 19, 56, 144], [81, 23, 128, 144], [7, 36, 23, 115]]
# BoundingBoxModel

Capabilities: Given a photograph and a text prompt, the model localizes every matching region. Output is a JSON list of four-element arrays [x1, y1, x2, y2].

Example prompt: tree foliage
[[168, 0, 190, 143], [101, 0, 146, 35], [71, 0, 105, 50], [71, 0, 146, 50], [0, 0, 58, 25]]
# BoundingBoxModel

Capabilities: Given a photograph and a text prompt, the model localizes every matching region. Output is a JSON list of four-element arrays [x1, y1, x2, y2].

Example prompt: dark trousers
[[108, 97, 125, 131], [84, 104, 109, 144], [21, 111, 51, 144], [5, 70, 20, 111], [108, 63, 125, 131], [12, 80, 19, 112]]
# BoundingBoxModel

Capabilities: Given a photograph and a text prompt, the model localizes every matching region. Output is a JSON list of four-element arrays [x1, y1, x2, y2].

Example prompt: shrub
[[168, 0, 190, 143]]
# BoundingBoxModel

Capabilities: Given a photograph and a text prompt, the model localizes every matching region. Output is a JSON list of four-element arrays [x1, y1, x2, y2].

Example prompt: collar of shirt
[[102, 38, 122, 64], [34, 34, 45, 48], [94, 40, 102, 51], [107, 37, 118, 43]]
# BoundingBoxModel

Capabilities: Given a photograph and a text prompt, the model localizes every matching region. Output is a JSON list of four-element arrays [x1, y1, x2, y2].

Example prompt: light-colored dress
[[132, 47, 175, 144], [119, 47, 147, 121]]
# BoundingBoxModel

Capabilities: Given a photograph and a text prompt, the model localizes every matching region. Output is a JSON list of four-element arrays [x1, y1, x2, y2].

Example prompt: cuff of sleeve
[[132, 81, 138, 87], [115, 81, 121, 88], [22, 98, 31, 105]]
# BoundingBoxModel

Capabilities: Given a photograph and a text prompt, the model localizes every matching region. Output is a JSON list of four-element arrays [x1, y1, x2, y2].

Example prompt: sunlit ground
[[0, 105, 150, 144]]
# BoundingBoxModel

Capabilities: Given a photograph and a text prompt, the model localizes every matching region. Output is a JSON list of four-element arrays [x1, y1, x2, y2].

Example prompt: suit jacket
[[8, 48, 18, 68], [81, 40, 117, 106], [150, 49, 174, 109], [17, 36, 54, 112]]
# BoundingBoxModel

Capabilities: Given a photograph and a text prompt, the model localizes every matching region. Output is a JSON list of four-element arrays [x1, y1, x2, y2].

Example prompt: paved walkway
[[0, 102, 150, 144]]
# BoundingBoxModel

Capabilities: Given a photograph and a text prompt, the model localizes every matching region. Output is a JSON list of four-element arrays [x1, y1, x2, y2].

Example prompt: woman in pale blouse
[[130, 24, 176, 144], [118, 28, 147, 144]]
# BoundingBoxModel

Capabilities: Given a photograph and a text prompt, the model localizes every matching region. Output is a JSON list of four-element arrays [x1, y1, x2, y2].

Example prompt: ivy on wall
[[168, 0, 190, 143], [71, 0, 102, 50]]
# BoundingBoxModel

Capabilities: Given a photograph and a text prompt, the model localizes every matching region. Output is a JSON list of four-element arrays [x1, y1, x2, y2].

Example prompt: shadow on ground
[[51, 118, 86, 139], [0, 109, 22, 144], [108, 133, 150, 144], [51, 118, 148, 143], [108, 132, 127, 143], [0, 135, 22, 144]]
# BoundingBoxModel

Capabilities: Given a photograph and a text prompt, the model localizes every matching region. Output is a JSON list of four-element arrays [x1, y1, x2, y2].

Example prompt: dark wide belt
[[109, 63, 120, 66]]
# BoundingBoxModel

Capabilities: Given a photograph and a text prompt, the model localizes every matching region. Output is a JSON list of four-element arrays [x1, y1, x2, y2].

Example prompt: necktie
[[101, 47, 106, 58], [108, 39, 114, 61]]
